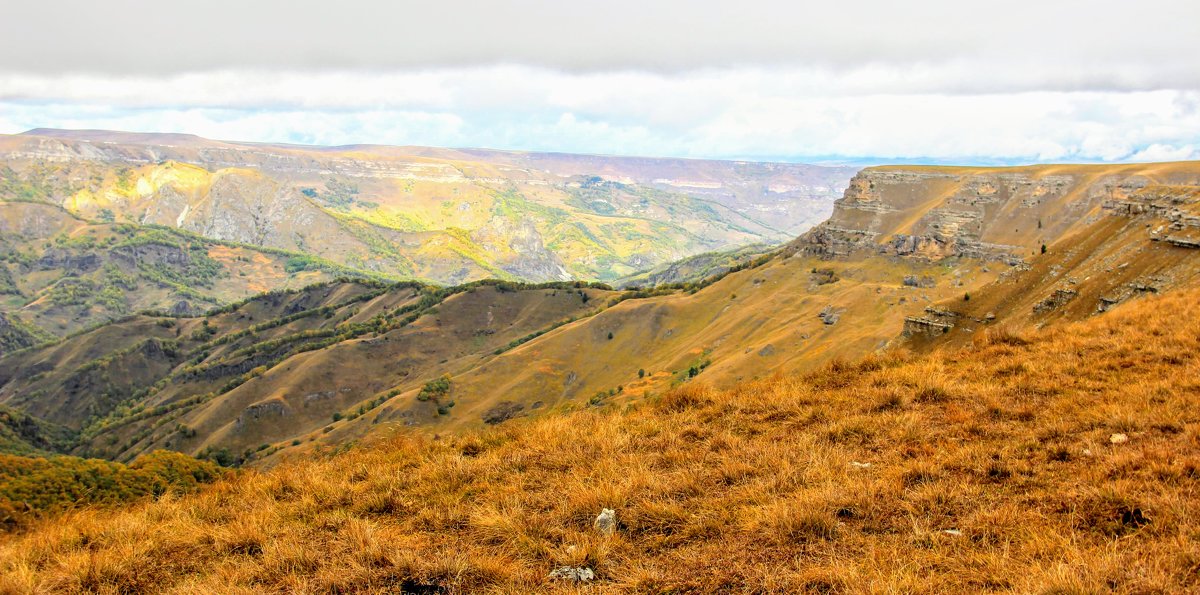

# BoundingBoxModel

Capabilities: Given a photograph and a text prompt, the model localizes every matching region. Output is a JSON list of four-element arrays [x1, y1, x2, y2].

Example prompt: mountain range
[[2, 132, 1200, 590], [0, 129, 854, 341], [1, 150, 1197, 467]]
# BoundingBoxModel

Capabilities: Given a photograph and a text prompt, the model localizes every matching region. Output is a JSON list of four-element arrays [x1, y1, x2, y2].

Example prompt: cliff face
[[857, 167, 1200, 348], [794, 163, 1200, 265]]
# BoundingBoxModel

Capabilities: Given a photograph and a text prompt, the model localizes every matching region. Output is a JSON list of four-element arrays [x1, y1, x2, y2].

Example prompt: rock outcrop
[[793, 165, 1200, 266]]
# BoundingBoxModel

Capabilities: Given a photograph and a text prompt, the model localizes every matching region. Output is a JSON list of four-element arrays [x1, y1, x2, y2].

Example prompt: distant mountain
[[0, 199, 366, 344], [3, 160, 1197, 467], [1, 129, 856, 285]]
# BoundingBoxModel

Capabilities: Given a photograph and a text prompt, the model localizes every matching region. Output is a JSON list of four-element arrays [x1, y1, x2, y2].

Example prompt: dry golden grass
[[2, 289, 1199, 593]]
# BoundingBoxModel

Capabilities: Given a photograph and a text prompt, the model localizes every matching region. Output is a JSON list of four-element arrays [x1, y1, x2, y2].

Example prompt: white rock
[[594, 508, 617, 535], [941, 529, 963, 536], [850, 461, 872, 468], [1110, 433, 1129, 444], [549, 566, 596, 582]]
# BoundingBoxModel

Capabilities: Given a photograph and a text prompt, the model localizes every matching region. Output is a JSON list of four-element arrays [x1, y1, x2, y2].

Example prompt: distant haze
[[1, 0, 1198, 163]]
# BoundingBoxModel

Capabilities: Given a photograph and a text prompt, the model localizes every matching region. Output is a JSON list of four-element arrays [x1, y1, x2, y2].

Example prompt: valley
[[2, 152, 1199, 592], [1, 129, 854, 285], [0, 129, 853, 344], [2, 159, 1197, 469], [4, 3, 1193, 591]]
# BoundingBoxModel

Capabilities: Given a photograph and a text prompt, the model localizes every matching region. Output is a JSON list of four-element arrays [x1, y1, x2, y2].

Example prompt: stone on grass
[[594, 508, 617, 535], [549, 567, 596, 582]]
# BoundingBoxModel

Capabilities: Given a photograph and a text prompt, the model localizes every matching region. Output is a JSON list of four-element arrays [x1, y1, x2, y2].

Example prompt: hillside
[[1, 161, 1197, 467], [908, 181, 1200, 348], [0, 129, 856, 284], [1, 285, 1197, 592], [0, 278, 621, 464], [0, 199, 365, 343], [613, 243, 775, 288], [341, 161, 1200, 440]]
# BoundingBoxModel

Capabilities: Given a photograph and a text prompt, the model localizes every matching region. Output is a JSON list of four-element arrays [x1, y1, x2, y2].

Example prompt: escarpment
[[794, 163, 1200, 265], [897, 165, 1200, 348]]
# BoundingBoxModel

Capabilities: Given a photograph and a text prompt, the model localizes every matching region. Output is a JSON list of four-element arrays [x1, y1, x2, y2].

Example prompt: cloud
[[1, 2, 1197, 163], [2, 0, 1198, 91], [3, 79, 1198, 163]]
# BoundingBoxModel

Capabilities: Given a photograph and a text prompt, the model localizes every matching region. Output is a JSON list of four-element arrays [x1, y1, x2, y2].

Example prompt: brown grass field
[[1, 287, 1198, 593]]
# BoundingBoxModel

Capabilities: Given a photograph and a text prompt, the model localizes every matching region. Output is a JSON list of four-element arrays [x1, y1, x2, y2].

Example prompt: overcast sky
[[1, 0, 1198, 163]]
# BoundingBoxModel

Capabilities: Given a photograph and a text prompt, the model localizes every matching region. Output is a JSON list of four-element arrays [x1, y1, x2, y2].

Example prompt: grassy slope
[[1, 286, 1197, 592], [357, 254, 992, 442], [0, 281, 393, 439], [911, 183, 1200, 351], [614, 243, 776, 288], [0, 278, 621, 464]]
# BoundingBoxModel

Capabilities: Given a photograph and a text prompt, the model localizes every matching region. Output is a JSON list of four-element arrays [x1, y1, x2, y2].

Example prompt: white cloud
[[3, 0, 1198, 91], [3, 77, 1198, 163], [2, 0, 1197, 165]]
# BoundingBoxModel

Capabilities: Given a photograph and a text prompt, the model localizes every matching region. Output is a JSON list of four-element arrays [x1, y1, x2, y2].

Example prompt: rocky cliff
[[794, 163, 1200, 265]]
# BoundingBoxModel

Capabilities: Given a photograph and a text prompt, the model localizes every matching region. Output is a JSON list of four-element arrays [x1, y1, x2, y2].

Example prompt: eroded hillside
[[0, 199, 364, 343], [1, 129, 855, 284]]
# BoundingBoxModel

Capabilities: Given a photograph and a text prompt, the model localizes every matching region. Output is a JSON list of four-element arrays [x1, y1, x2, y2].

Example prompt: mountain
[[1, 129, 856, 284], [1, 281, 1197, 592], [0, 199, 369, 344], [2, 160, 1197, 467], [797, 163, 1200, 345], [3, 156, 1200, 591]]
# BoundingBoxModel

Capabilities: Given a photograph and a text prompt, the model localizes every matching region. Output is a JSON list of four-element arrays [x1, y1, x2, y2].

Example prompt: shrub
[[0, 451, 225, 530], [417, 375, 452, 402]]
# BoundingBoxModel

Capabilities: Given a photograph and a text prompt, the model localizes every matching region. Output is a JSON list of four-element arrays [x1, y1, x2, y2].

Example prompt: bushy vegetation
[[0, 165, 61, 202], [0, 407, 75, 456], [0, 450, 224, 530], [46, 278, 95, 307], [416, 375, 451, 402]]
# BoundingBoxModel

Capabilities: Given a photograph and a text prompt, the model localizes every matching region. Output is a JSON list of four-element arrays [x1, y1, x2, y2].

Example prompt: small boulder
[[482, 401, 525, 425], [1109, 433, 1129, 444], [818, 305, 841, 325], [902, 275, 936, 288], [594, 508, 617, 535], [549, 566, 596, 582]]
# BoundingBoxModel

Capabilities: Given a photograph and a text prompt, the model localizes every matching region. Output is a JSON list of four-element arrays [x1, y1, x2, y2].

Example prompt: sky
[[1, 0, 1198, 164]]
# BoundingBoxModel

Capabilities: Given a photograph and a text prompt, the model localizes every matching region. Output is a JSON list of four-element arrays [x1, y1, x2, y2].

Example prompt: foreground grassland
[[1, 289, 1198, 593]]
